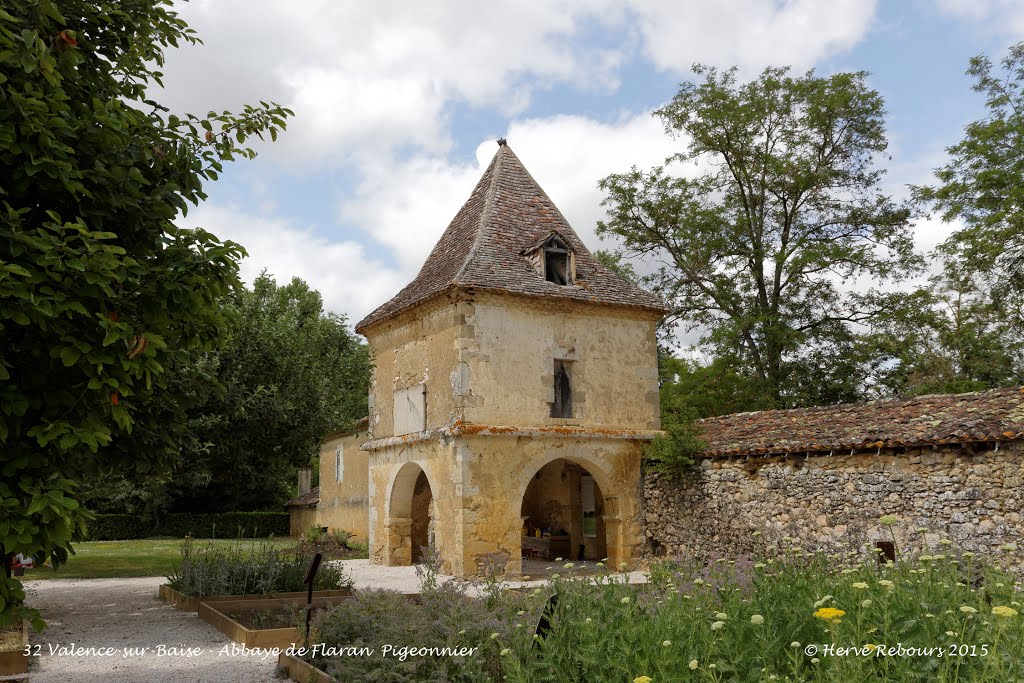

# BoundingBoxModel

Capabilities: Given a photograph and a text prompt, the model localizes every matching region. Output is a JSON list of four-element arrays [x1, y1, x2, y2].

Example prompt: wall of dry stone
[[643, 442, 1024, 567]]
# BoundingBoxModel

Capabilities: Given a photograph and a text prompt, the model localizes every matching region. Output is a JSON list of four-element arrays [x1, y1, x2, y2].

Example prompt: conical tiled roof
[[355, 142, 666, 332]]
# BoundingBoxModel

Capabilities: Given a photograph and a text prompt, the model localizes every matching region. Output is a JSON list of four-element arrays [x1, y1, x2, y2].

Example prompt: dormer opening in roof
[[523, 231, 575, 286]]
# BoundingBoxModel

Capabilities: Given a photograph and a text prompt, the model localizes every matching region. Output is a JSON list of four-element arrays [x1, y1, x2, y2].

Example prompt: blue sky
[[158, 0, 1024, 327]]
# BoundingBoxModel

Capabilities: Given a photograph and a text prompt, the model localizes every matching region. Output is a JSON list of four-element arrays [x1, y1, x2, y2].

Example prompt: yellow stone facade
[[360, 291, 661, 576], [316, 429, 371, 542]]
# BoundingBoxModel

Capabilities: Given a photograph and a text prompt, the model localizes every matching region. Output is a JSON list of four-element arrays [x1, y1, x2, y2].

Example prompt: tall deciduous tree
[[917, 42, 1024, 296], [599, 66, 918, 407], [172, 273, 370, 513], [867, 269, 1024, 396], [0, 1, 290, 626]]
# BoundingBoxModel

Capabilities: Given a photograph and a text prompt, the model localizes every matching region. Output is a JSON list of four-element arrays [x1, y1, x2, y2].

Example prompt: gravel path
[[17, 562, 648, 682], [21, 577, 281, 683]]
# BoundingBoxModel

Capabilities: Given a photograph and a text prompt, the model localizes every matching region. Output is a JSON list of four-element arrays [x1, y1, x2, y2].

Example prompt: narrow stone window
[[335, 445, 343, 483], [550, 360, 572, 418]]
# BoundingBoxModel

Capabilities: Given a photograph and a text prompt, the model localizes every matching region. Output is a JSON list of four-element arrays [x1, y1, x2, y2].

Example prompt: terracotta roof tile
[[355, 143, 666, 332], [285, 486, 319, 508], [699, 386, 1024, 457]]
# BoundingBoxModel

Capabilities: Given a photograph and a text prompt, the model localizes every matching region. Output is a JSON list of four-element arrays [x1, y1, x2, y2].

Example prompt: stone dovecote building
[[354, 141, 666, 576]]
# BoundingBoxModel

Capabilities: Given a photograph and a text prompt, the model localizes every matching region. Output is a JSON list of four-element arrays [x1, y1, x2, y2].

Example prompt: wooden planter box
[[278, 652, 337, 683], [0, 621, 29, 677], [198, 595, 356, 650], [157, 584, 352, 613]]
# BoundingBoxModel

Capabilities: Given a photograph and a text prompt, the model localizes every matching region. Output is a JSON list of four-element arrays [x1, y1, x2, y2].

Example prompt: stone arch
[[384, 461, 437, 566], [516, 452, 619, 518], [518, 453, 618, 566]]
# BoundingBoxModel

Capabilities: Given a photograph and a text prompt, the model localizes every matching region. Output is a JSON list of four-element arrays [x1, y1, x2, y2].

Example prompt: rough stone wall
[[317, 431, 370, 542], [643, 443, 1024, 568]]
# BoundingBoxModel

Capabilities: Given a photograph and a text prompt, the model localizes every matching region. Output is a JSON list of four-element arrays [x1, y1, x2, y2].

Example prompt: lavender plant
[[166, 536, 352, 597]]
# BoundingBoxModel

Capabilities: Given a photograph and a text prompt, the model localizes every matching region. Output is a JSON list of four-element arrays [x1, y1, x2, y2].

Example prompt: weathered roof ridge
[[453, 144, 502, 284], [355, 142, 666, 332], [698, 385, 1024, 458]]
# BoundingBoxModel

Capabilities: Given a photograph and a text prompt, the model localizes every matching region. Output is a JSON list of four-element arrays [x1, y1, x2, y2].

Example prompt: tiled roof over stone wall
[[285, 486, 319, 508], [699, 386, 1024, 457], [355, 142, 666, 332]]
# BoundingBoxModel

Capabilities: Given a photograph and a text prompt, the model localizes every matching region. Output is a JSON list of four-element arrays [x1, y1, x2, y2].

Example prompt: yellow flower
[[959, 606, 978, 615], [621, 596, 631, 605], [852, 582, 868, 590], [689, 660, 699, 670], [715, 612, 728, 620], [711, 620, 726, 631], [662, 640, 672, 647], [992, 606, 1018, 618], [814, 607, 846, 624], [879, 515, 898, 526], [633, 677, 653, 683], [877, 580, 894, 588], [750, 614, 765, 625]]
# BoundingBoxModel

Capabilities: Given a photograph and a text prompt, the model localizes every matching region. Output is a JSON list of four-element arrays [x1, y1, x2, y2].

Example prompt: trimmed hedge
[[85, 512, 290, 540]]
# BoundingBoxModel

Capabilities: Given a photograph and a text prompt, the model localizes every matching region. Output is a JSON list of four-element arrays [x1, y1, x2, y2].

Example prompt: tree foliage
[[904, 42, 1024, 395], [78, 274, 369, 517], [0, 0, 291, 626], [917, 42, 1024, 295], [599, 65, 919, 407], [172, 273, 369, 513], [867, 269, 1024, 396]]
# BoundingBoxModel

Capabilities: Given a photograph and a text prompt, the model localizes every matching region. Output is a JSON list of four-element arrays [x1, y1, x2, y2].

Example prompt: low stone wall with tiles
[[642, 441, 1024, 568]]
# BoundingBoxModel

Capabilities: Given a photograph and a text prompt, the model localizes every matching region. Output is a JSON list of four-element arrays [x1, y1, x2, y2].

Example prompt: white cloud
[[343, 112, 674, 273], [181, 205, 407, 323], [156, 1, 879, 167], [160, 0, 625, 164], [627, 0, 878, 73], [933, 0, 1024, 35]]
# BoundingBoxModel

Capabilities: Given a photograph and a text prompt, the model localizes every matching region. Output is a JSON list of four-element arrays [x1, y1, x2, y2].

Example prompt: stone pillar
[[603, 515, 625, 568], [385, 516, 412, 566]]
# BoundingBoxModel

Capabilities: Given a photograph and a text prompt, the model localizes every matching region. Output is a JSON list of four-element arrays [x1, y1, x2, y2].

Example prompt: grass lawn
[[18, 537, 298, 581]]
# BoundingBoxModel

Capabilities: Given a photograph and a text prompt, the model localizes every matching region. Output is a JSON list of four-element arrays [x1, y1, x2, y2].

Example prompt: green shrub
[[166, 537, 352, 597], [85, 512, 289, 540], [304, 524, 324, 544], [308, 582, 538, 682]]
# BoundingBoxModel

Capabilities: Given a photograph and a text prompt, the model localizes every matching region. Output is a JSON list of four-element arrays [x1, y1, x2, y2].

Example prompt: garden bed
[[198, 594, 358, 649], [157, 584, 352, 613], [278, 652, 336, 683], [0, 621, 28, 677]]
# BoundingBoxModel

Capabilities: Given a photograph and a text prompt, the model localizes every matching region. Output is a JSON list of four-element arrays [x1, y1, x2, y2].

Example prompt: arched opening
[[519, 458, 607, 565], [386, 462, 436, 566]]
